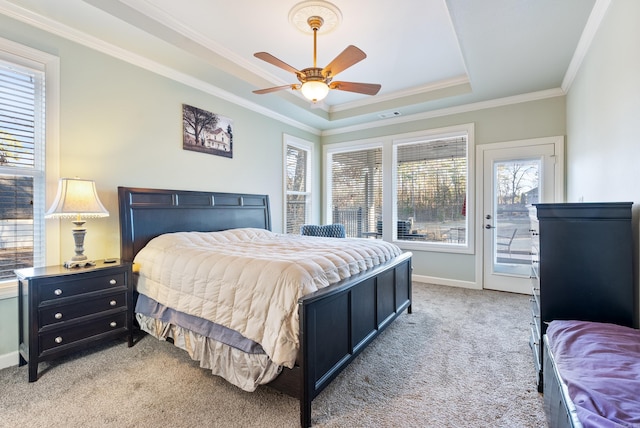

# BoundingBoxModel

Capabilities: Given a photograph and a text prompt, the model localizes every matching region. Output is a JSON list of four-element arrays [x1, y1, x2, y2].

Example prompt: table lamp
[[45, 178, 109, 268]]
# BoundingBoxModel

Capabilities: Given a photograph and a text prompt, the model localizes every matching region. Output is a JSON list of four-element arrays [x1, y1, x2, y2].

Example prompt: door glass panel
[[493, 159, 540, 275]]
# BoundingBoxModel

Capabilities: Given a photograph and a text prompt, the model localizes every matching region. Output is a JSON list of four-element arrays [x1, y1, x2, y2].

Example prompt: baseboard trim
[[0, 351, 18, 370], [412, 274, 480, 290]]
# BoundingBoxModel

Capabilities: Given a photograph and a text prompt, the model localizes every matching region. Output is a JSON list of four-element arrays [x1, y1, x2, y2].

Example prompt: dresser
[[529, 202, 635, 392], [16, 260, 133, 381]]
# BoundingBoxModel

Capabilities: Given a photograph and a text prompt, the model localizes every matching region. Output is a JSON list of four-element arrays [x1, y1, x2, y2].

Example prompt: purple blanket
[[546, 320, 640, 428]]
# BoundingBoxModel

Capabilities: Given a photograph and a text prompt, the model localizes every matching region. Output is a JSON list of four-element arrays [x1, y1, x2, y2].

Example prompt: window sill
[[395, 239, 474, 255]]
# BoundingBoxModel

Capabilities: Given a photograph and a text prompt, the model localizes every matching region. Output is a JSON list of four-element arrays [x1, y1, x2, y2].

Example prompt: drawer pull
[[110, 321, 117, 328], [54, 312, 63, 320], [109, 279, 117, 285], [109, 300, 117, 306], [54, 336, 63, 344], [54, 289, 63, 296]]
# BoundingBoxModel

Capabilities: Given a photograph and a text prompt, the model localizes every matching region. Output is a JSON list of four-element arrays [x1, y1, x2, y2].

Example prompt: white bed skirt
[[136, 313, 282, 392]]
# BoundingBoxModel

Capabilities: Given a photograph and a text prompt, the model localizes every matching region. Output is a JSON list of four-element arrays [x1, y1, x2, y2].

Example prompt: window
[[394, 133, 468, 247], [284, 135, 312, 234], [327, 145, 382, 238], [325, 124, 474, 252], [0, 40, 56, 287]]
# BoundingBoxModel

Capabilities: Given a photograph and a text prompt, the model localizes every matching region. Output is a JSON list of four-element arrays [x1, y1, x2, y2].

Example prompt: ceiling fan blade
[[322, 45, 367, 78], [329, 81, 381, 95], [253, 84, 299, 94], [254, 52, 302, 76]]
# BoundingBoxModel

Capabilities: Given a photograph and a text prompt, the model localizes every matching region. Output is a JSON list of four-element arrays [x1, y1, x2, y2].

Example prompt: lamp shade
[[300, 80, 329, 102], [45, 178, 109, 219]]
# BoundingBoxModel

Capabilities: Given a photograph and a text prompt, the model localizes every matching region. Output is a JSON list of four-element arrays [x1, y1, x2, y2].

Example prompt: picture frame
[[182, 104, 233, 158]]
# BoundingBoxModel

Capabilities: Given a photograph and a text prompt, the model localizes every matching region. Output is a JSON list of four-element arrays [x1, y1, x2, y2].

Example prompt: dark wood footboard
[[270, 252, 412, 427]]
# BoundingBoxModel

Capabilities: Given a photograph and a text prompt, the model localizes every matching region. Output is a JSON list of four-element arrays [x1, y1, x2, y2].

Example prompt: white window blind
[[285, 142, 311, 234], [395, 136, 467, 244], [329, 147, 382, 238], [0, 58, 45, 280]]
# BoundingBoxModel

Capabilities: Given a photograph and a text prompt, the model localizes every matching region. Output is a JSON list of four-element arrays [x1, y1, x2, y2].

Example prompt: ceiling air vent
[[378, 111, 401, 119]]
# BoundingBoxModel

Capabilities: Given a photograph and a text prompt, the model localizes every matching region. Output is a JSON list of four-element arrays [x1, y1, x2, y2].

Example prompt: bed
[[543, 320, 640, 428], [118, 186, 413, 427]]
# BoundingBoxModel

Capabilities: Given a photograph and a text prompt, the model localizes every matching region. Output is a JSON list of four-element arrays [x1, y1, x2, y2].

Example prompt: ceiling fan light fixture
[[300, 80, 329, 102], [253, 0, 380, 103]]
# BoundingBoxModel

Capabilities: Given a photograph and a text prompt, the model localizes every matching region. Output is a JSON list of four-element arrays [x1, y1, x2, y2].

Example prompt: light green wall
[[322, 96, 566, 282], [565, 0, 640, 326], [0, 14, 319, 358], [323, 97, 566, 147]]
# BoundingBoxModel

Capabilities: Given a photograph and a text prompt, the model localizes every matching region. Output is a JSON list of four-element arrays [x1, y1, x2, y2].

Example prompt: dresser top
[[533, 202, 632, 220]]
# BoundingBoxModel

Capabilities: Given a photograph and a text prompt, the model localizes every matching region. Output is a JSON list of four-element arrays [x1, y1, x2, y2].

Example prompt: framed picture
[[182, 104, 233, 158]]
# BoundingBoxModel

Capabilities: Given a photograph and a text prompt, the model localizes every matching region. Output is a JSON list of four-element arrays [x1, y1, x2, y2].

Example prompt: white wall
[[566, 0, 640, 203], [565, 0, 640, 326]]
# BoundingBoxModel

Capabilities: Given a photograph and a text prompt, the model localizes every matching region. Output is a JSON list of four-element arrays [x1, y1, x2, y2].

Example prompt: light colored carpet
[[0, 282, 545, 427]]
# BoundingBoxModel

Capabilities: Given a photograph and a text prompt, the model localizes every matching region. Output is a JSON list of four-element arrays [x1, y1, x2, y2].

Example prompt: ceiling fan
[[253, 16, 381, 103]]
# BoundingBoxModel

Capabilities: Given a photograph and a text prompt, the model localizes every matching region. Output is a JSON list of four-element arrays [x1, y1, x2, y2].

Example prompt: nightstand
[[15, 260, 133, 382]]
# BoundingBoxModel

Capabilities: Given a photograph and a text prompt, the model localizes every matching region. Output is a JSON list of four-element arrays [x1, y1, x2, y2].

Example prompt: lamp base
[[64, 259, 96, 269]]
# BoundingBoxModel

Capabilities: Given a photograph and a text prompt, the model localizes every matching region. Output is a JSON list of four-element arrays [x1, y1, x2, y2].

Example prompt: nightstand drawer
[[39, 291, 128, 327], [40, 311, 128, 353], [39, 272, 127, 302]]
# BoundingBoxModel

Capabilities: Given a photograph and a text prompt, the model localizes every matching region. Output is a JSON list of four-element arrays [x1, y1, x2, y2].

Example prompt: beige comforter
[[134, 228, 402, 368]]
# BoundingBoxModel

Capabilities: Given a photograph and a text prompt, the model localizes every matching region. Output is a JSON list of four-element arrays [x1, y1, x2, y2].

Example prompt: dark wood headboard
[[118, 187, 271, 263]]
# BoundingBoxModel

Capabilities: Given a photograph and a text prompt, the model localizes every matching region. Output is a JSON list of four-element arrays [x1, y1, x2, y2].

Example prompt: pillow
[[300, 224, 346, 238]]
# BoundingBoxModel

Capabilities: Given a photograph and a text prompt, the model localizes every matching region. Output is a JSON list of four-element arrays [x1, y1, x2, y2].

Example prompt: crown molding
[[116, 0, 285, 86], [328, 75, 470, 113], [562, 0, 611, 92], [321, 88, 566, 136]]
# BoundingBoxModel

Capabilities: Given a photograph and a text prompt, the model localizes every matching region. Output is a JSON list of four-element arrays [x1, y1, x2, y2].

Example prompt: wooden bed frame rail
[[118, 186, 412, 427], [543, 335, 583, 428], [271, 252, 412, 427]]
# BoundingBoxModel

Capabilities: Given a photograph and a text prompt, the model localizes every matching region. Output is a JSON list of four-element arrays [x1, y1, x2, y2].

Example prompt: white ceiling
[[1, 0, 597, 134]]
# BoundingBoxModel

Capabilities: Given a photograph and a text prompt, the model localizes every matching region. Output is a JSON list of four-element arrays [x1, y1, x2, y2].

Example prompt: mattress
[[545, 320, 640, 427], [133, 228, 402, 369]]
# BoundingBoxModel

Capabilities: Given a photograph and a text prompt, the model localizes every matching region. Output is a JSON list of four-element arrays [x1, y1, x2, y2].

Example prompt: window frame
[[283, 134, 313, 234], [324, 140, 384, 238], [392, 124, 474, 254], [324, 123, 474, 254], [0, 37, 60, 299]]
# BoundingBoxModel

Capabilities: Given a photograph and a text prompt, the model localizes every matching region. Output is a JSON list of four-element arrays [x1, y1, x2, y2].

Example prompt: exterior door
[[480, 137, 563, 294]]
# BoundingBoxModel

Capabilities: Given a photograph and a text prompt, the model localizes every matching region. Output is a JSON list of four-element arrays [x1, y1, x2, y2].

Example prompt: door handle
[[485, 224, 495, 229]]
